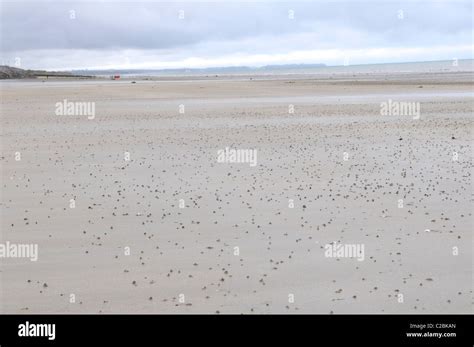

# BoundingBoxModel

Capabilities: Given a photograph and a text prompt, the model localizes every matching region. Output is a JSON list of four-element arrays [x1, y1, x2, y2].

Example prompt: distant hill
[[0, 66, 36, 79], [0, 66, 93, 79]]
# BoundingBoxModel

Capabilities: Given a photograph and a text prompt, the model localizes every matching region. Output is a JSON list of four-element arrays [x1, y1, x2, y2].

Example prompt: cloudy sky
[[1, 0, 472, 70]]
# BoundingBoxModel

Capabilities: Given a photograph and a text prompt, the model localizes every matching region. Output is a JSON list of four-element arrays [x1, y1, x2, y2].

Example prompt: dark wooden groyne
[[32, 72, 95, 79]]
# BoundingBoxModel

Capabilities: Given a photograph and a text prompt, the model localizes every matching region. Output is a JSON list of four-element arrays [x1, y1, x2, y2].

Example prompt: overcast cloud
[[1, 0, 472, 70]]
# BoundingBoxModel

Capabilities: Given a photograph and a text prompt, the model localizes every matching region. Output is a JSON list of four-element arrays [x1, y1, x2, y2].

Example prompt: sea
[[72, 59, 473, 78]]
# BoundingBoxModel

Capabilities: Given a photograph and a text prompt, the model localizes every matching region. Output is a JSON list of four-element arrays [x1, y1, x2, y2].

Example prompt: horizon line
[[10, 58, 470, 72]]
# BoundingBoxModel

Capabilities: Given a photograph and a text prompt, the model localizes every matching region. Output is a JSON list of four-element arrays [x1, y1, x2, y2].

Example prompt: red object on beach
[[114, 75, 120, 80]]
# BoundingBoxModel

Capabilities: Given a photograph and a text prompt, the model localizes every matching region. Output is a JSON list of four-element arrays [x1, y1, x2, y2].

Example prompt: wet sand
[[1, 72, 472, 313]]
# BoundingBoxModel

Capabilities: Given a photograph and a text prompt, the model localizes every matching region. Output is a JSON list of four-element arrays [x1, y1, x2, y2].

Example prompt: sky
[[1, 0, 473, 70]]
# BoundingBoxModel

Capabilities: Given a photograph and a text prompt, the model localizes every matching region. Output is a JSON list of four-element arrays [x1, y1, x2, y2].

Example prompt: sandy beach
[[0, 71, 472, 313]]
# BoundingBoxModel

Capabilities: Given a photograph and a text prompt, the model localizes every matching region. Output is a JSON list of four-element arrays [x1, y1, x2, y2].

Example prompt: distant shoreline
[[71, 59, 473, 77], [2, 70, 472, 86], [2, 59, 473, 81], [2, 59, 472, 79]]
